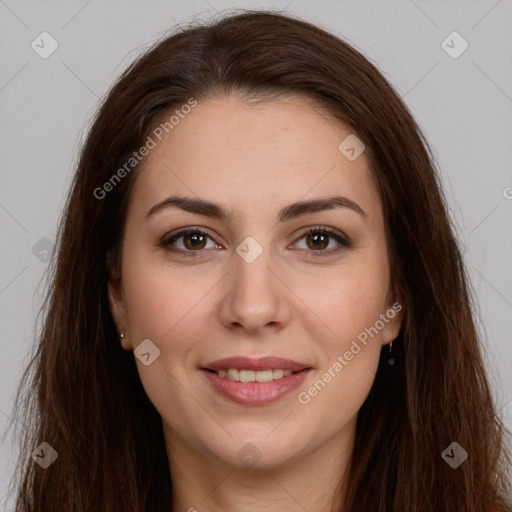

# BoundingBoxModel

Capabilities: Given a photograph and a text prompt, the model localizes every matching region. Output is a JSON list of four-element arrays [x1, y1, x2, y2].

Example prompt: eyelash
[[160, 225, 353, 259]]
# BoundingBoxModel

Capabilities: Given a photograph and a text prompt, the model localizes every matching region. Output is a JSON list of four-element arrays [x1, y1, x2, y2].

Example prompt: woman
[[7, 9, 511, 511]]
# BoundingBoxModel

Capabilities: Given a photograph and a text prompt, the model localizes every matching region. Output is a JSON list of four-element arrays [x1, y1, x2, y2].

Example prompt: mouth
[[200, 356, 312, 405]]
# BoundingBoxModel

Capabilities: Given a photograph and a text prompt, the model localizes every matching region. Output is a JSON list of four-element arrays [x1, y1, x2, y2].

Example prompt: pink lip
[[203, 356, 309, 372], [200, 356, 312, 405]]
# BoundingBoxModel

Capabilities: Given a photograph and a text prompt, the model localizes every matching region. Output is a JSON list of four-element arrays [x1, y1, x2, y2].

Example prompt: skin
[[108, 93, 404, 511]]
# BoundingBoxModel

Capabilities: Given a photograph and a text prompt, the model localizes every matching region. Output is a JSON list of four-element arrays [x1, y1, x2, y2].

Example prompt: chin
[[205, 434, 305, 471]]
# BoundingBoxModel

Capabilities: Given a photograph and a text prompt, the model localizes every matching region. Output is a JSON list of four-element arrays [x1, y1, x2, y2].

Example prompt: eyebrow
[[145, 194, 369, 224]]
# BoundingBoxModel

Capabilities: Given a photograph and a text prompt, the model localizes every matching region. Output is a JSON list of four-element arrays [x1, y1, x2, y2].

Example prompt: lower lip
[[201, 369, 311, 405]]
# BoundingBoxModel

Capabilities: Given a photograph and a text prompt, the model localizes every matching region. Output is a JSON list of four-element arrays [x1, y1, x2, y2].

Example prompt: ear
[[381, 282, 405, 347], [107, 275, 131, 350]]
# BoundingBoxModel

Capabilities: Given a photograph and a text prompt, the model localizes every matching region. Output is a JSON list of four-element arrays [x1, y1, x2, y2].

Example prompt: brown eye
[[162, 228, 220, 258], [294, 227, 352, 256]]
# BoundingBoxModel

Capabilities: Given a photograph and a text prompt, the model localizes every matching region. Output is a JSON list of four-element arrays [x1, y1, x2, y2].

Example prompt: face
[[108, 93, 403, 472]]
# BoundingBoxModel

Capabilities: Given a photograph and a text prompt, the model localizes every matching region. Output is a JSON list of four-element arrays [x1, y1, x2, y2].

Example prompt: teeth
[[240, 370, 255, 383], [255, 370, 274, 382], [227, 369, 239, 381], [214, 368, 297, 382], [273, 369, 284, 379]]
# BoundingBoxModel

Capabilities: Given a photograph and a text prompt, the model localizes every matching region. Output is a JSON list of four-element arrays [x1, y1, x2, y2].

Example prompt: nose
[[217, 243, 291, 335]]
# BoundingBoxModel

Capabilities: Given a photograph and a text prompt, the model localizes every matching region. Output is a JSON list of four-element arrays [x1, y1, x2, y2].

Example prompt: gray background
[[1, 0, 511, 508]]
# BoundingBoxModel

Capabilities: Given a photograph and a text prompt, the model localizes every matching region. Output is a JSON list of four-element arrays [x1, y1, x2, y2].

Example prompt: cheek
[[307, 260, 389, 346], [120, 254, 209, 416], [298, 352, 377, 440], [121, 246, 216, 340], [298, 272, 386, 424], [123, 275, 174, 339]]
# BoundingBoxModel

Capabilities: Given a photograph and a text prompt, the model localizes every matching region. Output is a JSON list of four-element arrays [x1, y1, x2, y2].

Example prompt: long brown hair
[[6, 9, 511, 511]]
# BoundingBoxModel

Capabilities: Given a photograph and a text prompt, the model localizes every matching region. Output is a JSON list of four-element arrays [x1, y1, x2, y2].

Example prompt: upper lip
[[202, 356, 310, 372]]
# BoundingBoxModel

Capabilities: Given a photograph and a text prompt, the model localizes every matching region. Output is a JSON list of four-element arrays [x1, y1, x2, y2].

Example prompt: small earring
[[387, 340, 395, 366]]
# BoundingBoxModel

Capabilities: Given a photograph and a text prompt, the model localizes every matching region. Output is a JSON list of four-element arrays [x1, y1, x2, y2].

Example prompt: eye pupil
[[184, 233, 206, 249], [307, 233, 328, 250]]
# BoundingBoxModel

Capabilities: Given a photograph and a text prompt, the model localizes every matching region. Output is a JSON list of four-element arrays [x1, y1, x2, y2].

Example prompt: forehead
[[128, 94, 381, 226]]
